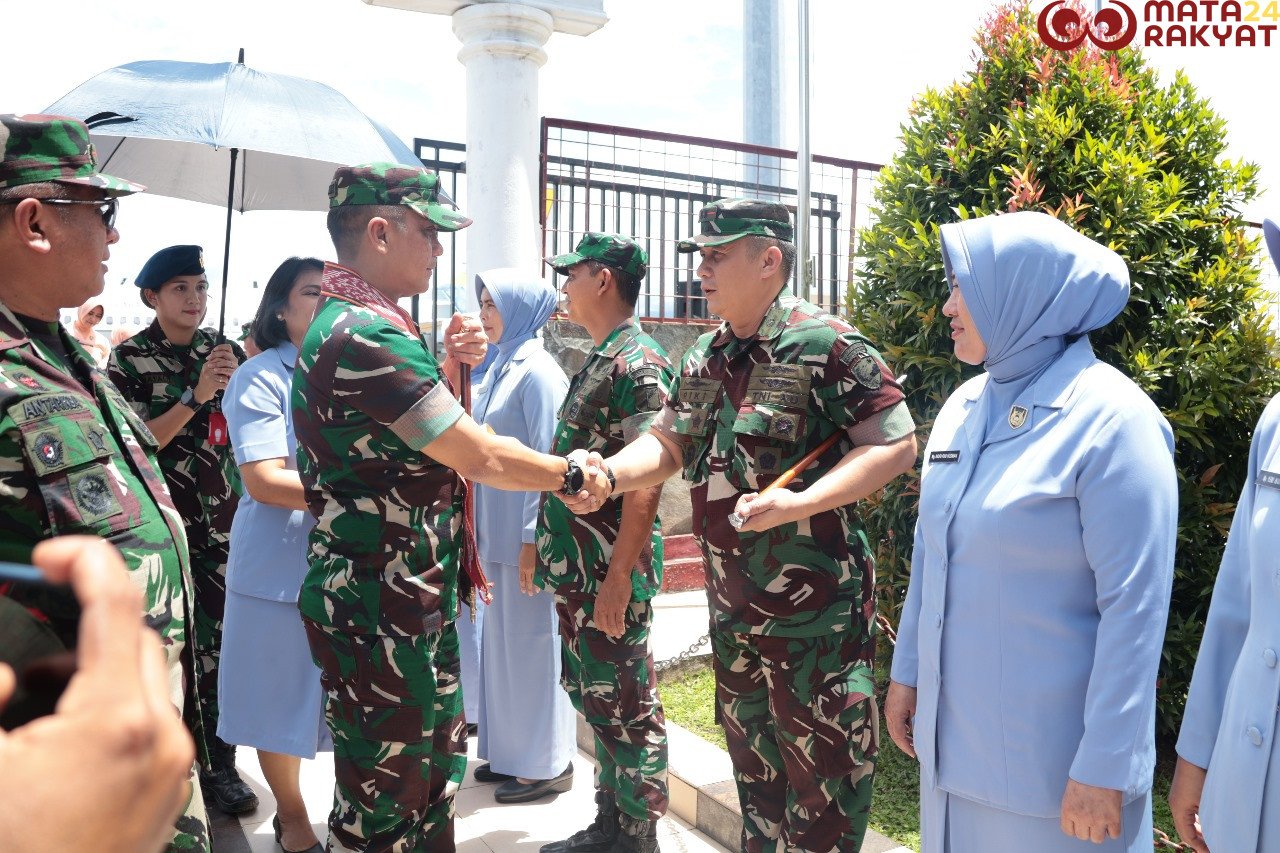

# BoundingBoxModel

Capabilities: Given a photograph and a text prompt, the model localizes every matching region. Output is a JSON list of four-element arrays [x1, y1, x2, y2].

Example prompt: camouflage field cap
[[328, 162, 472, 232], [676, 198, 794, 252], [546, 232, 648, 280], [0, 114, 144, 195]]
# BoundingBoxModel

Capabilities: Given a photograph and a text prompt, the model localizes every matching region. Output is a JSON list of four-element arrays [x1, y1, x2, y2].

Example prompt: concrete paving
[[212, 735, 729, 853], [210, 588, 908, 853]]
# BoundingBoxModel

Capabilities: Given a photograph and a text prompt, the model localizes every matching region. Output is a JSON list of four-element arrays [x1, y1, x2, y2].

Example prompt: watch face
[[565, 462, 584, 494]]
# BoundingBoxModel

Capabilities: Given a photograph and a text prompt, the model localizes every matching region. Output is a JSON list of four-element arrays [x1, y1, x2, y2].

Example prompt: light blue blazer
[[472, 338, 567, 566], [891, 336, 1177, 817], [1177, 394, 1280, 853]]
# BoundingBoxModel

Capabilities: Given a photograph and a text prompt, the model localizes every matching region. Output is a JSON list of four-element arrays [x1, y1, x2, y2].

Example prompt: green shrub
[[851, 0, 1280, 738]]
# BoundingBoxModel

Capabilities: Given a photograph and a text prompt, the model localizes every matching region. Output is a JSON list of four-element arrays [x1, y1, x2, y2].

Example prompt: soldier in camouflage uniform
[[535, 233, 673, 853], [572, 200, 918, 852], [108, 244, 256, 815], [293, 162, 611, 852], [0, 113, 210, 852]]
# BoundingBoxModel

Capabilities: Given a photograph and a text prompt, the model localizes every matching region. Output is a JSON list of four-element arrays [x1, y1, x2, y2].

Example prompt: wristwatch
[[178, 388, 201, 412], [602, 462, 617, 496], [561, 457, 584, 496]]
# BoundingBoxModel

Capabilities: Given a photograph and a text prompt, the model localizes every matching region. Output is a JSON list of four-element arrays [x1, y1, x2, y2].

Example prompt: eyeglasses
[[0, 196, 118, 230]]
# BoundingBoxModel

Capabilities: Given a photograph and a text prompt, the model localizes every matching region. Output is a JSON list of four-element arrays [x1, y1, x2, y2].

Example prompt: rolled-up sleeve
[[330, 322, 464, 450]]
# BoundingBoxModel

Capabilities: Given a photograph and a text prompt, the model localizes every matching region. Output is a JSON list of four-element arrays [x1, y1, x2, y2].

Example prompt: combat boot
[[609, 813, 658, 853], [199, 737, 259, 814], [540, 788, 619, 852]]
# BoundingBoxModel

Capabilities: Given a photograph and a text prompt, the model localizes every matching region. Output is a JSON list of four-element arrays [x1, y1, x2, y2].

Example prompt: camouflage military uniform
[[292, 162, 473, 852], [652, 200, 914, 853], [108, 322, 244, 768], [0, 303, 211, 852], [536, 315, 674, 823], [0, 112, 208, 852]]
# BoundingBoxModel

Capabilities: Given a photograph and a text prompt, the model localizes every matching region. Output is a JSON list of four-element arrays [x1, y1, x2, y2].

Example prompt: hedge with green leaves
[[850, 1, 1279, 738]]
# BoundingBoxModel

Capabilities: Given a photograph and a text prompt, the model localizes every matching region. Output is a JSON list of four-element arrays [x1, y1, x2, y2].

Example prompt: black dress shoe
[[466, 722, 478, 737], [494, 763, 574, 803], [473, 763, 515, 783]]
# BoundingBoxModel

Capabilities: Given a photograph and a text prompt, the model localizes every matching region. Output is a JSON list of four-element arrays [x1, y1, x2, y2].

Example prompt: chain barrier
[[654, 632, 712, 675]]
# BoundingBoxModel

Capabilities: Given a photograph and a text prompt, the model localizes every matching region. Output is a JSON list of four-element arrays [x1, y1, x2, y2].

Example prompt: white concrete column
[[452, 3, 553, 312]]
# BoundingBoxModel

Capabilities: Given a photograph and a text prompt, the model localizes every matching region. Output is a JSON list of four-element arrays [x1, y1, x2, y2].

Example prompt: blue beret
[[136, 245, 205, 290]]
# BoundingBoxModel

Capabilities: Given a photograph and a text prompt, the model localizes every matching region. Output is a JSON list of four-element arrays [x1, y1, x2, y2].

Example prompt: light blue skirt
[[217, 590, 332, 758], [921, 784, 1152, 853], [476, 559, 576, 780]]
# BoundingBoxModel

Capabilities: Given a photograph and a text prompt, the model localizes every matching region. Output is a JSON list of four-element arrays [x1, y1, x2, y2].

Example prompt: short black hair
[[325, 204, 406, 259], [586, 260, 641, 308], [0, 182, 75, 229], [746, 235, 797, 283], [251, 257, 325, 351]]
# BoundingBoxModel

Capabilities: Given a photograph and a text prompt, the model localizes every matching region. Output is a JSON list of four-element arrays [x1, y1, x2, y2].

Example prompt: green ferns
[[851, 1, 1279, 738]]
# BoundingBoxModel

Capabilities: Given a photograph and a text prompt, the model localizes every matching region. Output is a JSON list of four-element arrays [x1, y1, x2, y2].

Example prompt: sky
[[1, 0, 1276, 329]]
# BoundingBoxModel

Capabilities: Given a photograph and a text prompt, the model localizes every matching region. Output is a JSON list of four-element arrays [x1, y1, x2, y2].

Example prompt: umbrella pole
[[216, 146, 239, 341]]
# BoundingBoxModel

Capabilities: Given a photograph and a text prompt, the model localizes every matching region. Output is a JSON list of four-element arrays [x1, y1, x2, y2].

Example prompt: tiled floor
[[217, 735, 728, 852]]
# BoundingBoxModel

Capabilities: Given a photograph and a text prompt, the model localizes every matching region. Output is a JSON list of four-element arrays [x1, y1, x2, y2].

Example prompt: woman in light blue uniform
[[465, 268, 576, 802], [1171, 219, 1280, 853], [885, 211, 1177, 852], [220, 257, 331, 853]]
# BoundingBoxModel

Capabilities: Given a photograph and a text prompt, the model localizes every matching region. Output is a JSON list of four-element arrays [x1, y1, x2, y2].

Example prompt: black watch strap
[[603, 463, 616, 496], [179, 388, 201, 411]]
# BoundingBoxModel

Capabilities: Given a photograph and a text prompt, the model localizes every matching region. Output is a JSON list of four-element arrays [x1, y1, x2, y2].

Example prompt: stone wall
[[544, 317, 713, 535]]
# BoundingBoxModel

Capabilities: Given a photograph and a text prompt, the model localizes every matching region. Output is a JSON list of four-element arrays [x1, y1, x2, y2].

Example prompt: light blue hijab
[[471, 268, 558, 413], [940, 211, 1130, 441]]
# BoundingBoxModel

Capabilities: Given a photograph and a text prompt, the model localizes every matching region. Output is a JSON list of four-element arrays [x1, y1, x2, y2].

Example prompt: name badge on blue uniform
[[929, 450, 961, 464], [1258, 470, 1280, 490]]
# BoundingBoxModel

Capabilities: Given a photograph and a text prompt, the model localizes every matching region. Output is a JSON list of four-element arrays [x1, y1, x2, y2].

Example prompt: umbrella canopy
[[44, 56, 438, 334], [45, 58, 423, 212]]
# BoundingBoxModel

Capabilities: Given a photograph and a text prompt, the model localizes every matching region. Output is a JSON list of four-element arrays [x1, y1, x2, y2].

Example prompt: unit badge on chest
[[35, 432, 63, 467]]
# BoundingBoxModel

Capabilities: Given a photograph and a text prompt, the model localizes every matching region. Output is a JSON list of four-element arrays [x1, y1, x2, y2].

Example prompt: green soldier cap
[[0, 114, 144, 195], [676, 198, 794, 252], [328, 162, 472, 232], [546, 232, 648, 280]]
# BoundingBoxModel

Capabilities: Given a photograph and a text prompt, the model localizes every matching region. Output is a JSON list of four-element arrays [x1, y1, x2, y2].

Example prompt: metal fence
[[538, 118, 882, 322], [416, 129, 1280, 339], [413, 137, 468, 353]]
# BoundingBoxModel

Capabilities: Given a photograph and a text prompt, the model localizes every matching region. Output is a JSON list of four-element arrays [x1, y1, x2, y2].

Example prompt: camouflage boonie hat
[[676, 198, 794, 252], [546, 232, 648, 280], [0, 114, 144, 195], [328, 162, 471, 232]]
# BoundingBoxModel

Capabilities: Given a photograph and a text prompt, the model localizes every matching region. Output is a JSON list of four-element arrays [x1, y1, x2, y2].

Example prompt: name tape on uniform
[[1258, 470, 1280, 490], [929, 450, 962, 464]]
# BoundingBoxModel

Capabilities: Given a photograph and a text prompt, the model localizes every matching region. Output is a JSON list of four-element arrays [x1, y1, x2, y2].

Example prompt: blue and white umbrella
[[45, 53, 434, 333]]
